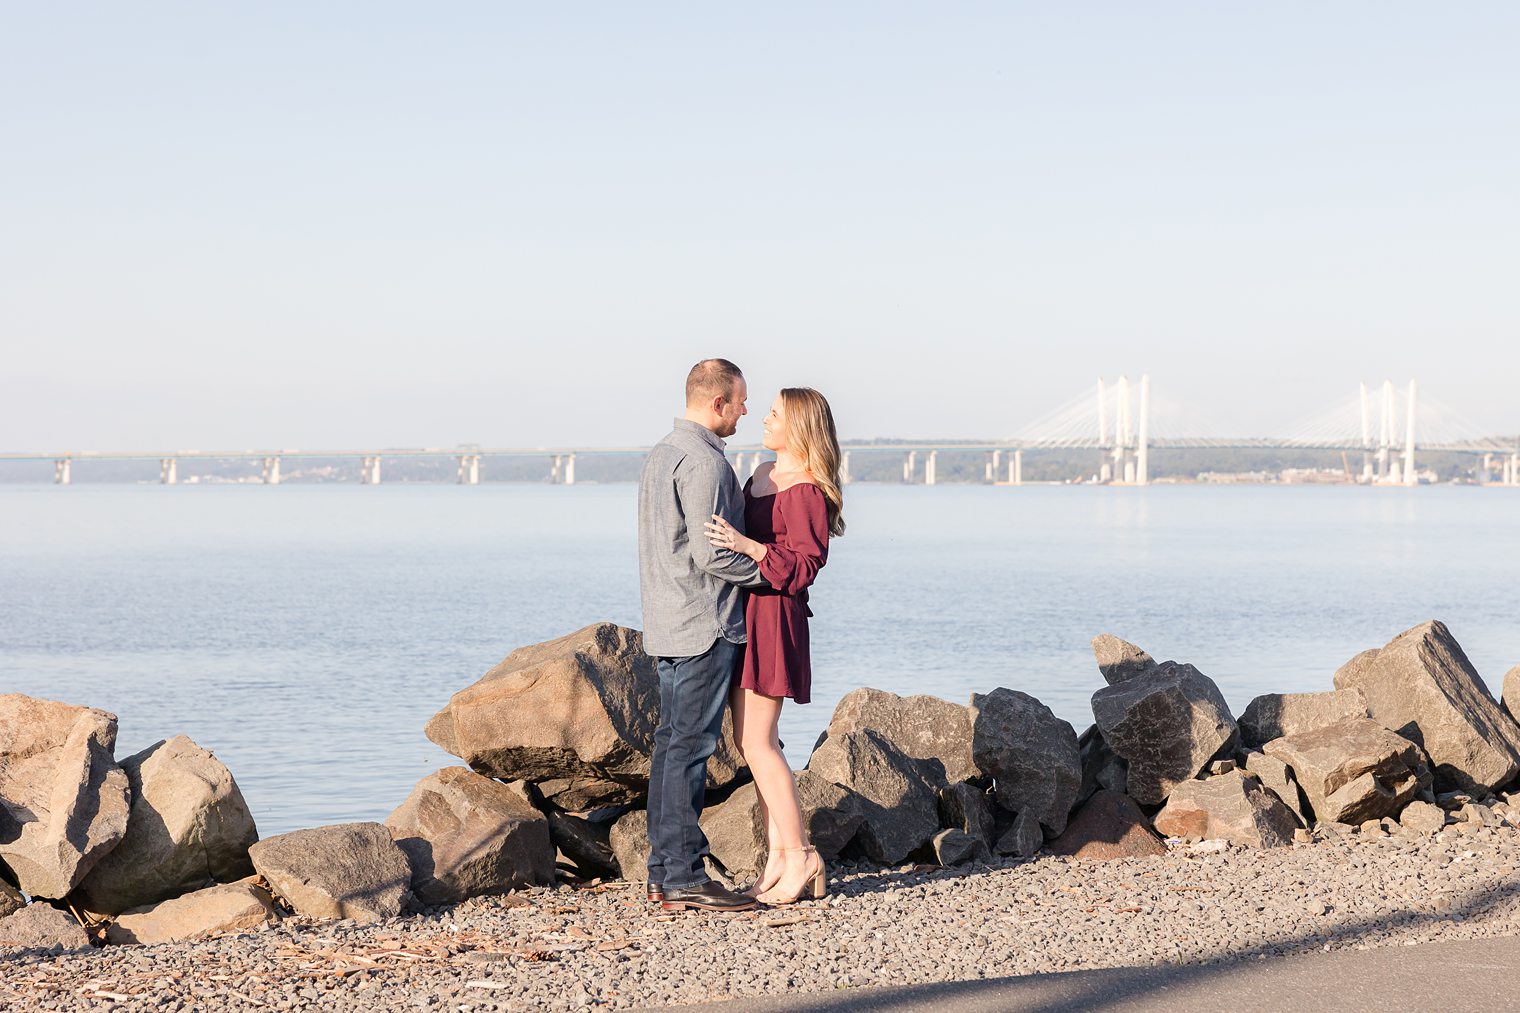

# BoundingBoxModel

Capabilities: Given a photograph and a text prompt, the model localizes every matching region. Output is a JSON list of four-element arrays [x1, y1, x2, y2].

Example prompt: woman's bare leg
[[733, 689, 819, 901], [732, 686, 785, 895]]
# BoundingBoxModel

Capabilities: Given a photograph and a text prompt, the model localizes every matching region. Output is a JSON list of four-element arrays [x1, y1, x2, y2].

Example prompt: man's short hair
[[685, 358, 744, 407]]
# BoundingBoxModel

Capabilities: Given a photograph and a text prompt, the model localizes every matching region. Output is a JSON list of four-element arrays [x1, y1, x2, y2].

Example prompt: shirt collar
[[672, 417, 727, 452]]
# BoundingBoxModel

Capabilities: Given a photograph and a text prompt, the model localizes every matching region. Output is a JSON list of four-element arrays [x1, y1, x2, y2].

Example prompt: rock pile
[[9, 617, 1518, 955]]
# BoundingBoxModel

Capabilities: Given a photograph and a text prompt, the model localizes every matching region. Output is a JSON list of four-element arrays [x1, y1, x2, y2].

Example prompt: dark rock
[[807, 729, 942, 864], [993, 809, 1043, 858], [250, 822, 411, 922], [1264, 717, 1431, 825], [384, 769, 554, 905], [608, 809, 651, 883], [1091, 634, 1158, 685], [106, 880, 280, 945], [1333, 620, 1520, 792], [72, 736, 258, 916], [813, 687, 977, 785], [937, 781, 997, 847], [0, 902, 89, 952], [1152, 770, 1298, 848], [1090, 660, 1239, 805], [1238, 748, 1309, 826], [930, 829, 985, 866], [424, 623, 745, 810], [0, 694, 130, 899], [969, 688, 1081, 834], [1077, 725, 1127, 803], [1046, 789, 1166, 860], [1238, 689, 1371, 748], [544, 806, 622, 880]]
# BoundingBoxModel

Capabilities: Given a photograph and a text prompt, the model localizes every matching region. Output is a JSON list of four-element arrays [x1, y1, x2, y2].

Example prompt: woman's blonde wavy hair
[[781, 387, 846, 537]]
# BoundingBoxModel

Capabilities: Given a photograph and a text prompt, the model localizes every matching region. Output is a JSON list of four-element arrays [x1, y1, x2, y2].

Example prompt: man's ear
[[710, 395, 727, 416]]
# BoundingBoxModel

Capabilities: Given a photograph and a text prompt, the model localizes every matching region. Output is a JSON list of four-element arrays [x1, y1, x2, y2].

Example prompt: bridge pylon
[[1360, 380, 1418, 485], [1095, 375, 1150, 485]]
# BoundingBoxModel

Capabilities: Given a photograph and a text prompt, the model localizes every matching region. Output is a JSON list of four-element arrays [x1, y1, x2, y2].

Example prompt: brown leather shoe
[[659, 880, 757, 912]]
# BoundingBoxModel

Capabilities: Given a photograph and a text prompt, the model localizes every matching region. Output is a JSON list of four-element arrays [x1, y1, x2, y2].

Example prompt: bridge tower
[[1095, 375, 1151, 485], [1362, 380, 1417, 485]]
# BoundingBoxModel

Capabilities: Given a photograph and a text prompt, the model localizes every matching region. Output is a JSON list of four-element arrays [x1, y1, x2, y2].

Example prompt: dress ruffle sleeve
[[757, 484, 829, 595]]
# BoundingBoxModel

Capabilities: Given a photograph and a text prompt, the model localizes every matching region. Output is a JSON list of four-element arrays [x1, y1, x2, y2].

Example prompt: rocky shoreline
[[5, 618, 1520, 1010]]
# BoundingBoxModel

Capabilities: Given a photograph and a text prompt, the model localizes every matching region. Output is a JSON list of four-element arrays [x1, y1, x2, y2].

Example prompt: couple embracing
[[637, 358, 846, 913]]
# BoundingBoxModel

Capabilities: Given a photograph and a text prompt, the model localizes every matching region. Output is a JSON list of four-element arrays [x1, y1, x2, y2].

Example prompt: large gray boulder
[[106, 879, 280, 945], [1334, 621, 1520, 792], [72, 736, 258, 916], [0, 694, 130, 899], [608, 809, 651, 882], [1090, 660, 1238, 805], [250, 823, 411, 923], [699, 772, 864, 882], [424, 623, 744, 810], [1046, 789, 1165, 861], [969, 689, 1080, 834], [384, 769, 553, 905], [0, 902, 89, 952], [1501, 665, 1520, 723], [1152, 770, 1298, 847], [1237, 690, 1370, 748], [1092, 634, 1158, 685], [806, 729, 943, 864], [1263, 717, 1431, 825], [813, 688, 976, 785]]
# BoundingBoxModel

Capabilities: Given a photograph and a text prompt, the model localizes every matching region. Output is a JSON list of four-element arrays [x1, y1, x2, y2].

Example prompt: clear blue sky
[[3, 3, 1516, 449]]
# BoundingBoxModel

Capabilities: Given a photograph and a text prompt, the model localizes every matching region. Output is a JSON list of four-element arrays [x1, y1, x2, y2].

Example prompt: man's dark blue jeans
[[646, 636, 741, 890]]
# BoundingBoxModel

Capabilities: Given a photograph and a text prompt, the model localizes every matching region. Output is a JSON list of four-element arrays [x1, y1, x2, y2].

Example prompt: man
[[639, 358, 769, 912]]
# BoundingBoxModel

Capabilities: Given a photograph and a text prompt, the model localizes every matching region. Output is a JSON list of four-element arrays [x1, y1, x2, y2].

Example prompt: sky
[[3, 3, 1517, 450]]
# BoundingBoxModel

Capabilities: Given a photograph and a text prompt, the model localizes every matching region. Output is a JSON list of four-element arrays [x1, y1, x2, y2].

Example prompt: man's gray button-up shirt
[[638, 419, 766, 658]]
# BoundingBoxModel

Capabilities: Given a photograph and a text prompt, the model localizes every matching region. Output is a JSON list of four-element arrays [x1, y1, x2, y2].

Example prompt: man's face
[[715, 378, 748, 438]]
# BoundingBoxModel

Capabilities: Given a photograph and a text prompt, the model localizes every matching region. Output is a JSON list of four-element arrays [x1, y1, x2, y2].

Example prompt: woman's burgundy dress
[[735, 479, 830, 705]]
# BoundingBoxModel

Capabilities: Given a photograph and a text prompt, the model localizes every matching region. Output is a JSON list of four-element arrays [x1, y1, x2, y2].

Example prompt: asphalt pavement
[[662, 934, 1520, 1012]]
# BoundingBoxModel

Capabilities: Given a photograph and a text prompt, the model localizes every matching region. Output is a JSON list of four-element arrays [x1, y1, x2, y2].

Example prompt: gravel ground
[[6, 821, 1520, 1012]]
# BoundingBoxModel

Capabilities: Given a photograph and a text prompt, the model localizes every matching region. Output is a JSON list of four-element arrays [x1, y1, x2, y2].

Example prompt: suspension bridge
[[6, 377, 1517, 487]]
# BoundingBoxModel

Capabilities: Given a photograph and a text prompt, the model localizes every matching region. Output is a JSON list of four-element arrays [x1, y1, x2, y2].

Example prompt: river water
[[3, 483, 1517, 835]]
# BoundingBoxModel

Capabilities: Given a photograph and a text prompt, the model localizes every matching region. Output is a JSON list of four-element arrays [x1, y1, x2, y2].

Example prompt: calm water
[[3, 483, 1517, 836]]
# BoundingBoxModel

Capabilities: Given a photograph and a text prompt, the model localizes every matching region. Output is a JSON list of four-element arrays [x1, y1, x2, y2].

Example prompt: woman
[[705, 387, 846, 905]]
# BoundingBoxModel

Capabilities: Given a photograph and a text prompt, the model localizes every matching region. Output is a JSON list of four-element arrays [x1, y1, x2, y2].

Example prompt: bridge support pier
[[160, 458, 177, 485], [54, 459, 71, 485], [841, 451, 851, 485], [903, 451, 917, 484], [1011, 449, 1022, 486], [564, 453, 576, 485], [457, 454, 480, 485], [986, 450, 1001, 484], [360, 456, 381, 485], [732, 452, 746, 478], [551, 455, 563, 484], [261, 457, 282, 485], [924, 451, 937, 487]]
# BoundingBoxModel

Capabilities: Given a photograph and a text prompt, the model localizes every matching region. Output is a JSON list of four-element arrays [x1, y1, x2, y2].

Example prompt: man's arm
[[676, 456, 768, 587]]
